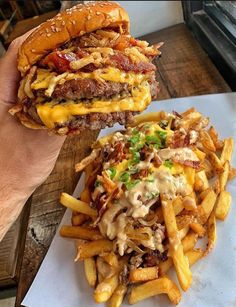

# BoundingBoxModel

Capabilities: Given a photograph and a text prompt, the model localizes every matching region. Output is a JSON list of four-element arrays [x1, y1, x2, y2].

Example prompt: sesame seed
[[45, 28, 49, 33], [96, 12, 101, 16], [46, 33, 51, 37], [72, 20, 76, 25], [31, 49, 36, 52], [62, 21, 65, 26], [87, 15, 91, 20], [78, 8, 82, 11]]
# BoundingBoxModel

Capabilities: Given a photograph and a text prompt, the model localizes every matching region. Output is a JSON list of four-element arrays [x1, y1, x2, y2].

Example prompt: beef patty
[[38, 73, 159, 101], [51, 79, 130, 101]]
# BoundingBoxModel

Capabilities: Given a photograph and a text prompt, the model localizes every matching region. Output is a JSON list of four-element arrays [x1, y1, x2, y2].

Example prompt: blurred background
[[0, 1, 183, 54]]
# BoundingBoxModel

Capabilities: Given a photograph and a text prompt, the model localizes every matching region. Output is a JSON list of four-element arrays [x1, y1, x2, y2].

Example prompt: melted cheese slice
[[36, 81, 151, 129], [31, 67, 149, 97]]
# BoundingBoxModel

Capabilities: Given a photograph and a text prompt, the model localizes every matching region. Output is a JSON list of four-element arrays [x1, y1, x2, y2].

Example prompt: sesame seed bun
[[18, 1, 130, 75]]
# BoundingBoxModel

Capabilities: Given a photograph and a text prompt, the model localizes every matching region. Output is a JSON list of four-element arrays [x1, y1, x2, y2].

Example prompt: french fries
[[186, 249, 204, 266], [129, 266, 159, 283], [189, 223, 206, 237], [215, 190, 232, 220], [60, 108, 235, 306], [60, 193, 97, 217], [161, 198, 192, 291], [204, 211, 217, 256], [128, 277, 181, 305], [219, 160, 229, 191], [220, 138, 234, 163], [84, 258, 97, 287], [60, 226, 102, 240], [94, 274, 119, 303], [109, 284, 127, 307], [101, 252, 119, 268], [71, 213, 88, 226], [76, 239, 113, 260], [197, 189, 217, 223], [182, 232, 198, 252]]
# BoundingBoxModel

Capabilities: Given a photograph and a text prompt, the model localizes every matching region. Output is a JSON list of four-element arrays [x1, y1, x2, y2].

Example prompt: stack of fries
[[60, 108, 235, 306]]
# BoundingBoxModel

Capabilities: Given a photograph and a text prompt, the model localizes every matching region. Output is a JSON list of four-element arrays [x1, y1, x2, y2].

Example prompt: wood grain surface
[[15, 23, 230, 306]]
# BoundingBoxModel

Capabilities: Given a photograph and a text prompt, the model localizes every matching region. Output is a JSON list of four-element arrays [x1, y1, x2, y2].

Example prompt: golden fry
[[204, 211, 217, 256], [131, 112, 162, 126], [189, 223, 206, 237], [197, 189, 217, 223], [159, 258, 173, 276], [60, 225, 102, 240], [101, 252, 119, 268], [220, 138, 234, 163], [60, 193, 97, 217], [183, 194, 197, 211], [75, 149, 100, 172], [200, 130, 216, 152], [208, 126, 223, 150], [129, 266, 159, 283], [186, 249, 204, 266], [71, 213, 88, 226], [84, 257, 97, 287], [109, 284, 127, 307], [208, 152, 223, 173], [219, 160, 230, 191], [215, 190, 232, 220], [96, 257, 116, 279], [128, 277, 181, 305], [176, 215, 193, 230], [182, 232, 198, 252], [195, 171, 209, 192], [76, 239, 113, 260], [94, 274, 118, 303], [161, 198, 192, 291], [229, 167, 236, 181]]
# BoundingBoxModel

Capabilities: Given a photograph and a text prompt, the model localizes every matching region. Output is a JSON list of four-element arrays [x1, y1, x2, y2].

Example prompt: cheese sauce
[[99, 168, 192, 255]]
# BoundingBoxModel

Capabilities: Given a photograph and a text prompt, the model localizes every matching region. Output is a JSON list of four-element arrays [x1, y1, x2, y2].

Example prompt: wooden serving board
[[0, 200, 30, 288]]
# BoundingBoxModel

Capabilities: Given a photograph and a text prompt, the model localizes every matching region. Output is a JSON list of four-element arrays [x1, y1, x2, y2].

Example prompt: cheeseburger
[[10, 1, 162, 135]]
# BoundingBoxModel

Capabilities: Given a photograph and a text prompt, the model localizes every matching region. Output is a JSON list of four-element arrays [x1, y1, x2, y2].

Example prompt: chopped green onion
[[126, 179, 141, 190], [132, 128, 140, 135], [164, 159, 173, 169], [145, 135, 161, 148], [107, 167, 116, 180], [145, 191, 159, 200], [94, 180, 101, 187], [146, 178, 155, 183], [128, 134, 140, 145], [119, 172, 130, 183]]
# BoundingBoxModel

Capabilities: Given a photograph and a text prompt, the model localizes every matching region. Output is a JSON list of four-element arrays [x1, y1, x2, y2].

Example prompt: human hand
[[0, 32, 66, 241]]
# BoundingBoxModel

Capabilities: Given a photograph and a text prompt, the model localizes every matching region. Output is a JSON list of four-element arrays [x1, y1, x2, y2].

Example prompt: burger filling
[[18, 29, 161, 133]]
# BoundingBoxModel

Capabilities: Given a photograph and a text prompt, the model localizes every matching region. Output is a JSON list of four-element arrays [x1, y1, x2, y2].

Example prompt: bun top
[[18, 1, 130, 75]]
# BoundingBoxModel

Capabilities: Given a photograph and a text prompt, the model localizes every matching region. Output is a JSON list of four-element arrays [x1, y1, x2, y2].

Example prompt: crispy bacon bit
[[153, 153, 162, 167], [174, 159, 201, 169], [172, 110, 182, 118], [110, 52, 156, 73], [170, 130, 185, 148], [108, 141, 125, 162], [41, 50, 77, 72]]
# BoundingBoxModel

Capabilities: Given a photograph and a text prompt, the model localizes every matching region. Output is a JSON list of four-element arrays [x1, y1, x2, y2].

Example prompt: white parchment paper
[[22, 93, 236, 307]]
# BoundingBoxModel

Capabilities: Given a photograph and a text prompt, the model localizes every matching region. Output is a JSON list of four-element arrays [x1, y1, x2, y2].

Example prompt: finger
[[0, 29, 34, 104]]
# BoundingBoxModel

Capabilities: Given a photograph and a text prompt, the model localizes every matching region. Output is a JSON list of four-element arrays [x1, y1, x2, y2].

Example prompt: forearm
[[0, 181, 32, 241]]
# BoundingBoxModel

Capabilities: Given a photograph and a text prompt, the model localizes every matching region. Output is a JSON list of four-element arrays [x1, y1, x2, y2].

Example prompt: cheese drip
[[31, 67, 150, 97], [36, 81, 152, 129]]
